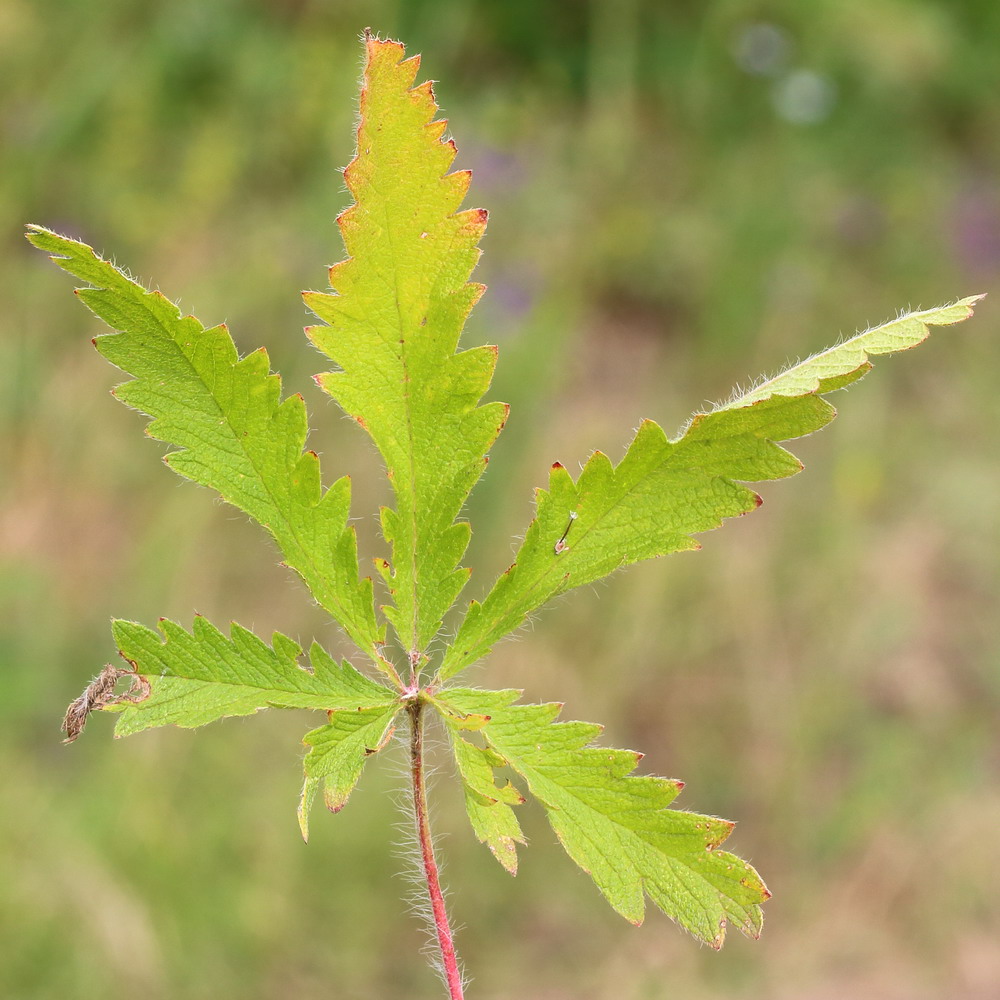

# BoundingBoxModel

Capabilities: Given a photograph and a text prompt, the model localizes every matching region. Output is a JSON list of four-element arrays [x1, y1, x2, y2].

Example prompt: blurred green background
[[3, 0, 999, 997]]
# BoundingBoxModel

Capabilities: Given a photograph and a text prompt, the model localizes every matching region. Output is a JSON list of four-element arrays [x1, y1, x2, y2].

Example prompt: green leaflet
[[110, 616, 396, 736], [439, 689, 768, 946], [439, 704, 526, 874], [438, 296, 983, 682], [25, 225, 387, 670], [299, 704, 401, 840], [304, 36, 508, 657]]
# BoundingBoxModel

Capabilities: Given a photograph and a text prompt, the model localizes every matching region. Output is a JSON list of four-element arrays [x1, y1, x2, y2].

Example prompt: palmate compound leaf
[[108, 615, 401, 834], [32, 28, 983, 978], [437, 689, 768, 947], [24, 225, 390, 674], [437, 296, 984, 682], [304, 36, 508, 659]]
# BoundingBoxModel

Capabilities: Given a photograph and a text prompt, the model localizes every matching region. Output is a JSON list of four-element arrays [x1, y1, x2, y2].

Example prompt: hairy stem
[[409, 700, 465, 999]]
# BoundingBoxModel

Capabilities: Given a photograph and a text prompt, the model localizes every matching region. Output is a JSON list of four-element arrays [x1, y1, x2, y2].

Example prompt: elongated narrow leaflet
[[305, 36, 508, 659], [109, 616, 397, 736], [441, 688, 768, 945], [26, 225, 386, 669], [438, 297, 983, 682]]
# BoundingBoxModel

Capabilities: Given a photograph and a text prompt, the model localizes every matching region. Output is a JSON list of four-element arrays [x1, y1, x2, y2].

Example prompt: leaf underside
[[437, 295, 984, 682], [299, 703, 401, 840], [110, 614, 400, 837], [305, 36, 507, 656], [439, 700, 526, 874], [441, 689, 769, 946], [110, 616, 396, 737], [24, 224, 388, 672], [31, 31, 983, 950]]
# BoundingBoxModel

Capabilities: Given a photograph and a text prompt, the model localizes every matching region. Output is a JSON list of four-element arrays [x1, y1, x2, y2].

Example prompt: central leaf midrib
[[385, 211, 421, 657], [377, 166, 446, 660], [149, 668, 397, 704]]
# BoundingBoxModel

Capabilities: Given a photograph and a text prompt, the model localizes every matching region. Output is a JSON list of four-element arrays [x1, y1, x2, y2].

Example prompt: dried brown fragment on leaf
[[62, 664, 151, 743]]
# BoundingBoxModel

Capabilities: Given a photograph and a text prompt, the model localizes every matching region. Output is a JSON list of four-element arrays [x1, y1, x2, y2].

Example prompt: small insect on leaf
[[554, 510, 578, 554]]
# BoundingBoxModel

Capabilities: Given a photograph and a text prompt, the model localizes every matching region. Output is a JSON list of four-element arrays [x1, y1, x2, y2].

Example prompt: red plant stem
[[409, 701, 465, 1000]]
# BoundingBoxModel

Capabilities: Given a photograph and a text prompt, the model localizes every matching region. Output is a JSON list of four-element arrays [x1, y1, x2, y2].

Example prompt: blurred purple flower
[[952, 183, 1000, 276]]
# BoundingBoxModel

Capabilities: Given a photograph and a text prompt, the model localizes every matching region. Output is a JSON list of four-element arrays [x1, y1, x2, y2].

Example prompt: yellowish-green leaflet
[[304, 38, 508, 659], [299, 703, 402, 840], [437, 296, 983, 682], [439, 689, 769, 946], [25, 225, 389, 673], [438, 702, 526, 874], [109, 615, 400, 834], [110, 617, 396, 736]]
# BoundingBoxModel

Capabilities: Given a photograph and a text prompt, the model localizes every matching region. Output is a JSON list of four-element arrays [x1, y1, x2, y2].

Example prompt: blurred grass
[[3, 0, 999, 997]]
